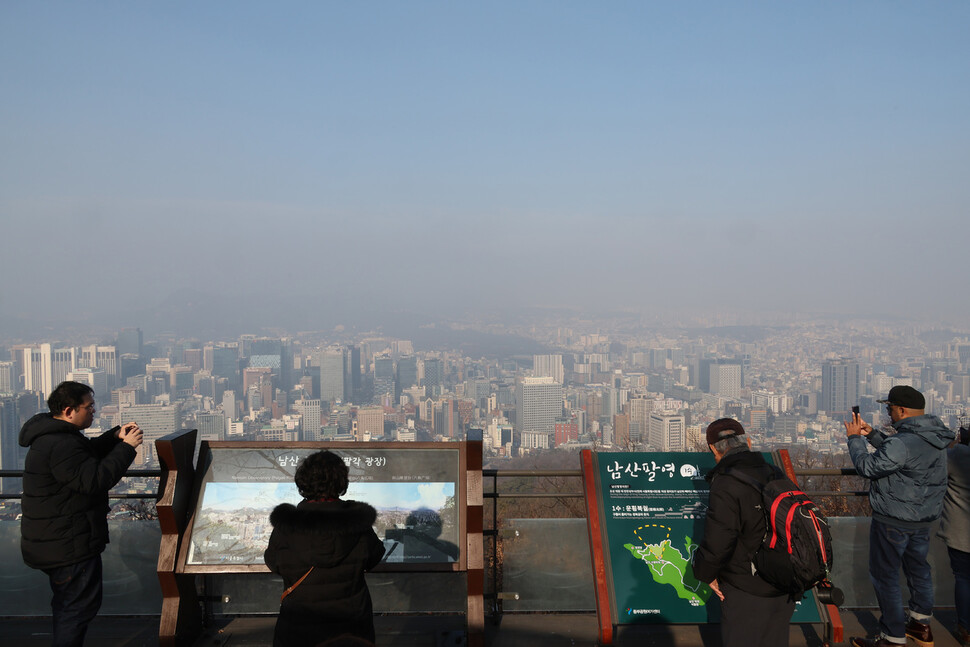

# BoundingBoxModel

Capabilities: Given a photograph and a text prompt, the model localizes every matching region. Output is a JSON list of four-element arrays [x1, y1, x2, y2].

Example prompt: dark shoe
[[905, 618, 934, 647], [956, 625, 970, 647], [849, 636, 905, 647]]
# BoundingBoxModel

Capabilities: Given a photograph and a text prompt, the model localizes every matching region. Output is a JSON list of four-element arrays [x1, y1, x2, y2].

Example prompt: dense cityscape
[[2, 313, 969, 495]]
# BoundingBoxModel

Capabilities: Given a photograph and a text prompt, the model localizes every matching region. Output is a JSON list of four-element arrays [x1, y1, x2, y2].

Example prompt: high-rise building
[[355, 406, 385, 439], [196, 412, 226, 441], [117, 402, 181, 467], [396, 356, 418, 401], [294, 398, 322, 441], [0, 395, 22, 493], [821, 358, 860, 416], [533, 354, 564, 384], [348, 346, 362, 403], [22, 344, 76, 399], [709, 361, 743, 400], [648, 412, 686, 451], [515, 376, 562, 441], [319, 348, 346, 405], [0, 361, 16, 393], [424, 358, 443, 398], [374, 356, 395, 404], [116, 328, 143, 357], [67, 367, 108, 399]]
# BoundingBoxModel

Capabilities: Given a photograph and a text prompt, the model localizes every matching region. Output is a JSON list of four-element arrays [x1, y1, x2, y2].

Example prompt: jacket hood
[[706, 448, 769, 482], [19, 412, 78, 448], [894, 414, 955, 450], [269, 500, 378, 568]]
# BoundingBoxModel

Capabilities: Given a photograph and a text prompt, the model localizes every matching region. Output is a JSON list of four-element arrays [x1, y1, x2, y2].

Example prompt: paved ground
[[2, 609, 965, 646]]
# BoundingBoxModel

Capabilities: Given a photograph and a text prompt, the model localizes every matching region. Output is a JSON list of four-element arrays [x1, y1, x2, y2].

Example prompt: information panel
[[180, 443, 462, 572], [583, 451, 821, 626]]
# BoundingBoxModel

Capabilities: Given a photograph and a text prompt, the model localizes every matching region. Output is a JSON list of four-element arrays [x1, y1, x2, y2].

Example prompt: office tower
[[533, 354, 564, 384], [709, 361, 743, 400], [396, 356, 418, 402], [0, 361, 16, 393], [348, 346, 362, 403], [196, 411, 226, 441], [294, 398, 322, 441], [648, 412, 686, 451], [627, 396, 655, 444], [118, 402, 181, 467], [612, 412, 629, 447], [222, 390, 238, 420], [22, 344, 76, 399], [319, 348, 346, 405], [206, 344, 240, 392], [67, 367, 108, 399], [1, 395, 21, 493], [374, 356, 395, 404], [515, 376, 562, 441], [78, 345, 119, 388], [821, 358, 860, 416], [423, 358, 443, 398], [355, 406, 385, 439], [117, 327, 143, 357], [170, 366, 194, 398]]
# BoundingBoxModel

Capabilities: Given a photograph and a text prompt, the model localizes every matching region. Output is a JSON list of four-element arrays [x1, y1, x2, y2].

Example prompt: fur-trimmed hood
[[269, 499, 377, 532], [266, 499, 381, 572]]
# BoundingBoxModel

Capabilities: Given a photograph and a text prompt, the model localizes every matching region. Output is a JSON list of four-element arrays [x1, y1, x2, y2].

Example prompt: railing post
[[156, 429, 201, 647]]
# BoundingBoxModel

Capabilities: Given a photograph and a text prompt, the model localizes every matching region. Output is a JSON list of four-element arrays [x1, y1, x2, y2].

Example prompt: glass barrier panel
[[203, 572, 468, 615], [0, 520, 162, 616], [501, 518, 595, 612]]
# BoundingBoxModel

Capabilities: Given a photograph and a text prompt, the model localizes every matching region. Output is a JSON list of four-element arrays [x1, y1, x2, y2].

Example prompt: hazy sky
[[2, 2, 968, 333]]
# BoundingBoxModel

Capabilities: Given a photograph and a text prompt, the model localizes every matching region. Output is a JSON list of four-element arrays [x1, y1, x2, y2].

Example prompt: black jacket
[[264, 499, 386, 647], [692, 448, 786, 597], [19, 413, 137, 570]]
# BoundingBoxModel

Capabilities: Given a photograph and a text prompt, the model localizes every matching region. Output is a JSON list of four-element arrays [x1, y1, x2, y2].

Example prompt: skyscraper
[[319, 348, 346, 405], [648, 412, 686, 451], [22, 344, 76, 399], [396, 356, 418, 402], [709, 360, 743, 400], [424, 358, 443, 398], [533, 354, 564, 384], [374, 356, 395, 404], [821, 358, 860, 416], [515, 376, 562, 442]]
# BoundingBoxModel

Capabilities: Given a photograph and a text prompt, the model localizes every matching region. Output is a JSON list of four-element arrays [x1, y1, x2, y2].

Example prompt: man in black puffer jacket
[[693, 418, 796, 647], [20, 381, 143, 647]]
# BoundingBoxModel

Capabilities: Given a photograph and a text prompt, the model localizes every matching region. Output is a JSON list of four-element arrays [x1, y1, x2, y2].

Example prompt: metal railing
[[0, 469, 162, 500]]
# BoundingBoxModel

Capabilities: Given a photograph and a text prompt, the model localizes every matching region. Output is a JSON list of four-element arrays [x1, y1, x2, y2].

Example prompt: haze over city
[[2, 2, 969, 340]]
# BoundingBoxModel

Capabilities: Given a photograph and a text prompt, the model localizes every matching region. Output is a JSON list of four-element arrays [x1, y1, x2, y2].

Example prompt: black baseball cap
[[876, 385, 925, 409], [706, 418, 745, 446]]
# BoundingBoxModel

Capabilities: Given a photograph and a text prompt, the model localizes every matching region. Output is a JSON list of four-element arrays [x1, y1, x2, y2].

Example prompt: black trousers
[[43, 554, 103, 647], [720, 579, 796, 647]]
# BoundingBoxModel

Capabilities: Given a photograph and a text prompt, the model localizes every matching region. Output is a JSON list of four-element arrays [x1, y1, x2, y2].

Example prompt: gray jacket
[[939, 443, 970, 552], [847, 414, 954, 527]]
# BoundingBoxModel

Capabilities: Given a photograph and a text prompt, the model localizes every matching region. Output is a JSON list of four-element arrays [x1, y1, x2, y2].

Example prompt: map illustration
[[184, 447, 460, 567], [622, 523, 711, 607]]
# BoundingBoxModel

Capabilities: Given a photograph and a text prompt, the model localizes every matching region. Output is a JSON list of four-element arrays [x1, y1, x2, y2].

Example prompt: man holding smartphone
[[844, 385, 954, 647], [19, 381, 144, 647]]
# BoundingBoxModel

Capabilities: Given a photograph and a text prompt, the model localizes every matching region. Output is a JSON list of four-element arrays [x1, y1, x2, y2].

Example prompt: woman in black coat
[[264, 451, 386, 646]]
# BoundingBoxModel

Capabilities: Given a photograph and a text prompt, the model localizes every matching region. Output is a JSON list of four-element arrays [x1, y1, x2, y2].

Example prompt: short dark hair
[[295, 450, 349, 500], [47, 381, 94, 414]]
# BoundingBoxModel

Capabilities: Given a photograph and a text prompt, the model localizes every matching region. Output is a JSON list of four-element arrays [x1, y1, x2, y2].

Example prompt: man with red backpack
[[693, 418, 798, 647]]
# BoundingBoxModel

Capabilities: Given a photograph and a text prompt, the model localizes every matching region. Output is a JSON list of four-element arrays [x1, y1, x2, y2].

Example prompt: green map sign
[[585, 451, 821, 626]]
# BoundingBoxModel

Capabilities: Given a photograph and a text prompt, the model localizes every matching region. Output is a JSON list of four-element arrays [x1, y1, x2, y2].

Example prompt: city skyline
[[2, 2, 969, 335]]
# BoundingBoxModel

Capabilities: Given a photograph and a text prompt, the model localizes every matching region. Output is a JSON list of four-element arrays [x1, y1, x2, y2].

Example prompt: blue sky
[[2, 2, 968, 329]]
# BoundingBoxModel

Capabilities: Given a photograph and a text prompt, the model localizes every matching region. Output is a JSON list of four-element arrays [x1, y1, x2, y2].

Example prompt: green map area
[[622, 524, 712, 607]]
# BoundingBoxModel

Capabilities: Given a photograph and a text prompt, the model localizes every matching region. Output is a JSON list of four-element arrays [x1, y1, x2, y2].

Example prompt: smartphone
[[851, 405, 860, 415]]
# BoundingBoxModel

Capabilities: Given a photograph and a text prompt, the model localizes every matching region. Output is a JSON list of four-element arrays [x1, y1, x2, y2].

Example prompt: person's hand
[[119, 422, 144, 448], [709, 578, 725, 601], [844, 413, 871, 438]]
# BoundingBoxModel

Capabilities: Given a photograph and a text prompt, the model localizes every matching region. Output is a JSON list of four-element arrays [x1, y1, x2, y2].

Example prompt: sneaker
[[905, 618, 934, 647], [849, 636, 905, 647]]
